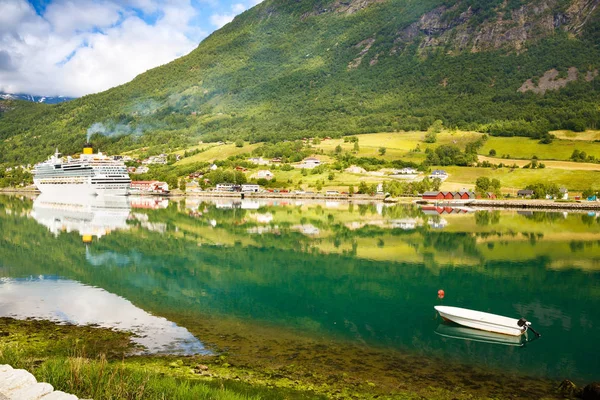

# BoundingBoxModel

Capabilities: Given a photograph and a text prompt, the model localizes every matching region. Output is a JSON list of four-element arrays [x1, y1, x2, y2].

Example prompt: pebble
[[0, 365, 81, 400]]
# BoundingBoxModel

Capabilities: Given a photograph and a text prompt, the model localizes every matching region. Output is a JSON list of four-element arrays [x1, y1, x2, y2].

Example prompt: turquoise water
[[0, 194, 599, 385]]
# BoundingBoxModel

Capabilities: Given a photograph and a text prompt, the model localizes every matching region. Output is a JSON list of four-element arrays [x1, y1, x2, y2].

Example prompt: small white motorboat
[[434, 306, 540, 337]]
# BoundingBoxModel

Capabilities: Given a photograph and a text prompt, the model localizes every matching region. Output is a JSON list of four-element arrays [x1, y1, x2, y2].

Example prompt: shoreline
[[468, 199, 600, 211], [3, 188, 600, 210]]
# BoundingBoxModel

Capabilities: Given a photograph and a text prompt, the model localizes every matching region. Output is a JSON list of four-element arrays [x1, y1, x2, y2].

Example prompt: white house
[[296, 157, 322, 169], [216, 183, 235, 192], [132, 166, 149, 174], [142, 155, 167, 165], [241, 184, 261, 192], [248, 157, 269, 165], [254, 170, 273, 180], [428, 169, 448, 181], [396, 168, 418, 175], [210, 164, 218, 171]]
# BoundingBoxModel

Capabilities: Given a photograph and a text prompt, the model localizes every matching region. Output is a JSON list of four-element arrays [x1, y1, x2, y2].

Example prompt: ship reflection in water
[[0, 277, 208, 355], [31, 193, 131, 242]]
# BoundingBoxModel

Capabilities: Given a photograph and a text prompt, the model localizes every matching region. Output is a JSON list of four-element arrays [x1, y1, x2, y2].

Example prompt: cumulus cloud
[[0, 0, 263, 97]]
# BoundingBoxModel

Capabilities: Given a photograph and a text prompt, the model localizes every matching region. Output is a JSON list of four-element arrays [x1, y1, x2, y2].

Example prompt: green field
[[163, 130, 600, 193], [176, 143, 261, 165], [442, 166, 600, 191], [313, 131, 482, 161], [480, 136, 600, 161]]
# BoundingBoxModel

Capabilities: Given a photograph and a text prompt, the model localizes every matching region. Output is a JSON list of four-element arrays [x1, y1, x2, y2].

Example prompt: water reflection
[[2, 194, 600, 383], [32, 194, 131, 241], [0, 277, 208, 355]]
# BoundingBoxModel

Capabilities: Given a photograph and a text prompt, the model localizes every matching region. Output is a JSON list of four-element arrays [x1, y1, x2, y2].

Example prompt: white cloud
[[210, 1, 256, 29], [210, 12, 235, 28], [232, 3, 246, 13], [0, 0, 265, 97], [0, 0, 205, 97]]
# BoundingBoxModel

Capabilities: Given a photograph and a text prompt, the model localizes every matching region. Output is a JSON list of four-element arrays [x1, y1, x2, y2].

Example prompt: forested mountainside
[[1, 0, 599, 165]]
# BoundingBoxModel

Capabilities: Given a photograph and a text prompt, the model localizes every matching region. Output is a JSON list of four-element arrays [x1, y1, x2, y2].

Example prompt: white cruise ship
[[33, 144, 131, 196]]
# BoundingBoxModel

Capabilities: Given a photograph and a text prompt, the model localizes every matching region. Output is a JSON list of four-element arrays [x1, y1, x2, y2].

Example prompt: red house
[[422, 191, 444, 200]]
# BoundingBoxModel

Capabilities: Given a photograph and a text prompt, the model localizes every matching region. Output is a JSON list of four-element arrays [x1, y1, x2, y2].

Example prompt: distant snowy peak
[[0, 93, 74, 104]]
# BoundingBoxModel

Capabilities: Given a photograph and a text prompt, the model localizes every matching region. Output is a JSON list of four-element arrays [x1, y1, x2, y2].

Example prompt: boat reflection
[[435, 323, 526, 347], [0, 277, 208, 355], [32, 194, 131, 242]]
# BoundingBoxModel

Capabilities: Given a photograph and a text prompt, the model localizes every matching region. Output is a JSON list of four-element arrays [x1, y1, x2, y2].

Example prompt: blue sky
[[0, 0, 263, 97]]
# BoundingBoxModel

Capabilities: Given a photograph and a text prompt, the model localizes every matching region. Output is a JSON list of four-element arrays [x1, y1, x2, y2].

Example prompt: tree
[[429, 119, 443, 133], [335, 144, 342, 154], [315, 180, 323, 191], [475, 176, 491, 193], [235, 139, 244, 148], [582, 189, 596, 198], [353, 141, 359, 152], [424, 131, 437, 143], [489, 149, 496, 156], [179, 179, 186, 191], [357, 181, 369, 194], [379, 147, 386, 156], [348, 185, 354, 195], [328, 172, 335, 181], [432, 177, 442, 191]]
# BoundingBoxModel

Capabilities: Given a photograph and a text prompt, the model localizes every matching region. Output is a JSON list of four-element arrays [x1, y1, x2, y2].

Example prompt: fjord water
[[1, 194, 599, 386]]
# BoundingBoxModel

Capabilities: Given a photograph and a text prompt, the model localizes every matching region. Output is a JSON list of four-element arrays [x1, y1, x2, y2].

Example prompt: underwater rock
[[582, 382, 600, 400]]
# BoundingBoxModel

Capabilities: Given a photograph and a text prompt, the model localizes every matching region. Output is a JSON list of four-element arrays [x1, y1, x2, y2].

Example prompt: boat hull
[[34, 180, 129, 196], [435, 306, 526, 336]]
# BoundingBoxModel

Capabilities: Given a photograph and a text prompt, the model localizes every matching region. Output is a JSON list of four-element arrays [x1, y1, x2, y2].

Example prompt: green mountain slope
[[1, 0, 600, 165]]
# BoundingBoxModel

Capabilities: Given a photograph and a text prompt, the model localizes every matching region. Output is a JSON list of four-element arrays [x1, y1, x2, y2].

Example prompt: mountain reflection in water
[[0, 277, 208, 355]]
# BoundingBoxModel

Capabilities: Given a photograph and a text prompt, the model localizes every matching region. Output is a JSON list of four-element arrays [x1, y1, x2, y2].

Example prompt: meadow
[[161, 130, 600, 193]]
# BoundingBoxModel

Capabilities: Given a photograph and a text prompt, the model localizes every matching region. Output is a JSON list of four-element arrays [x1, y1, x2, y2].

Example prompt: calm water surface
[[0, 194, 599, 385]]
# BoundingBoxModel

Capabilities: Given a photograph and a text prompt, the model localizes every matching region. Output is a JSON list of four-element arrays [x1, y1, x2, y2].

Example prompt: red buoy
[[437, 289, 445, 299]]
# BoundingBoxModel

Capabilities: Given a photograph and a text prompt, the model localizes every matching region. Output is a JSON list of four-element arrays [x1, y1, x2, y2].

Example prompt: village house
[[235, 166, 248, 172], [253, 170, 274, 180], [141, 155, 167, 165], [241, 184, 261, 193], [296, 157, 322, 169], [396, 168, 418, 175], [428, 169, 449, 180], [130, 181, 169, 193], [517, 189, 534, 198], [248, 157, 269, 165], [216, 183, 241, 192], [131, 166, 149, 174], [421, 191, 477, 201], [186, 180, 203, 193], [271, 157, 282, 164], [209, 164, 218, 171]]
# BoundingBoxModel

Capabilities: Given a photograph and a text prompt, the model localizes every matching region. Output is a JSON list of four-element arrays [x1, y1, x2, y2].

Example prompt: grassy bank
[[0, 318, 316, 400], [0, 317, 568, 400]]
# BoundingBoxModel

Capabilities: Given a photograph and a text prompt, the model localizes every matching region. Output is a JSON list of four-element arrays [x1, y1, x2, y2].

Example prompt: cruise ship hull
[[33, 180, 130, 196]]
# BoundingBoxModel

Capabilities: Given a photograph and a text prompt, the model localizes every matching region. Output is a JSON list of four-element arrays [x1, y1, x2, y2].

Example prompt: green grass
[[0, 318, 320, 400], [176, 143, 260, 165], [312, 130, 483, 160], [481, 136, 600, 160], [442, 166, 600, 191]]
